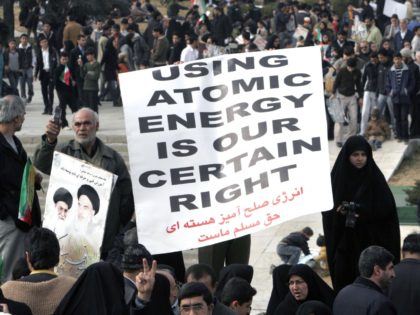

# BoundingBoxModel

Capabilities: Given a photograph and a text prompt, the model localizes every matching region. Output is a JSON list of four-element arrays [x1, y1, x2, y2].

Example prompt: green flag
[[18, 158, 36, 225]]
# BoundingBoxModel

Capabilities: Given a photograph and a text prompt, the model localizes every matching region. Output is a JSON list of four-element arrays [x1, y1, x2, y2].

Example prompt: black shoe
[[42, 111, 49, 115], [336, 142, 343, 148], [27, 95, 32, 103]]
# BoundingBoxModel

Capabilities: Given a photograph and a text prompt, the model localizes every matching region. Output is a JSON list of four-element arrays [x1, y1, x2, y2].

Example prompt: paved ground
[[12, 80, 420, 314]]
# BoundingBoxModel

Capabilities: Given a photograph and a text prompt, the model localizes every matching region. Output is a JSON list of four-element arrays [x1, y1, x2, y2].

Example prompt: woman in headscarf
[[214, 264, 253, 300], [296, 300, 332, 315], [266, 265, 292, 315], [53, 262, 129, 315], [274, 264, 334, 315], [322, 135, 400, 292]]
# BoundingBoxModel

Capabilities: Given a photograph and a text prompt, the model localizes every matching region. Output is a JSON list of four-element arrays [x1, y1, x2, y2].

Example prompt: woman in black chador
[[322, 135, 400, 292]]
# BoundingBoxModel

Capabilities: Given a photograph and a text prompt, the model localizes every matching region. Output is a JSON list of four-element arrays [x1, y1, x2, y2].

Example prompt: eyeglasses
[[73, 120, 93, 127], [288, 279, 306, 286], [180, 303, 206, 314]]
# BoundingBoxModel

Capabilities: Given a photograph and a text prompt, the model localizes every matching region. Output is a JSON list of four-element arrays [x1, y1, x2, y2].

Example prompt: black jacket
[[34, 46, 58, 78], [377, 60, 392, 95], [0, 133, 41, 231], [280, 232, 310, 255], [333, 277, 397, 315], [211, 14, 233, 46], [69, 46, 87, 82], [17, 44, 33, 69], [388, 259, 420, 315], [333, 67, 362, 97], [362, 62, 379, 92]]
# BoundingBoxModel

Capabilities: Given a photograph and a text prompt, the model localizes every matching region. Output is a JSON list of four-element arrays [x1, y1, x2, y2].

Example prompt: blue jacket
[[386, 63, 415, 105]]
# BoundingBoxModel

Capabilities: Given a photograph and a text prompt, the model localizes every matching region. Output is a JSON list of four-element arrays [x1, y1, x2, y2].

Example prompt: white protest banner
[[384, 0, 407, 19], [43, 152, 116, 277], [120, 47, 333, 254]]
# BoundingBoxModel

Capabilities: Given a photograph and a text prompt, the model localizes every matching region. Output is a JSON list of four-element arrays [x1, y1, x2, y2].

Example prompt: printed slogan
[[120, 46, 333, 254]]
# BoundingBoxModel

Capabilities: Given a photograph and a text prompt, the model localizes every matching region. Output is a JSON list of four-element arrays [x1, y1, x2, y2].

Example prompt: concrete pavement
[[11, 79, 420, 314]]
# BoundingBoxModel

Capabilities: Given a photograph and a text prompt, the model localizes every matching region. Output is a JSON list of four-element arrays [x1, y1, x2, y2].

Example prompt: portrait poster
[[42, 152, 117, 277], [120, 47, 333, 254]]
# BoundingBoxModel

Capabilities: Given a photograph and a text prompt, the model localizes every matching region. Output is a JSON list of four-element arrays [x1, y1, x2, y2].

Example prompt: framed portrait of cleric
[[42, 152, 117, 277]]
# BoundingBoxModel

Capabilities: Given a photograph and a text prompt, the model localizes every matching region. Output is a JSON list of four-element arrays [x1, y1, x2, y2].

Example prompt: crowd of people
[[1, 0, 420, 314], [0, 0, 419, 146]]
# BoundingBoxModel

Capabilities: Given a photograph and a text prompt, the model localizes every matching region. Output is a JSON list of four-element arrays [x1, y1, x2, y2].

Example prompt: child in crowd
[[54, 51, 78, 129], [79, 47, 100, 112], [313, 234, 329, 277], [365, 107, 391, 150]]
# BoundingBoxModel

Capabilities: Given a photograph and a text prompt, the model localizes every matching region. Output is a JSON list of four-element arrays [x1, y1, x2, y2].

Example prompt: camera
[[341, 201, 360, 228]]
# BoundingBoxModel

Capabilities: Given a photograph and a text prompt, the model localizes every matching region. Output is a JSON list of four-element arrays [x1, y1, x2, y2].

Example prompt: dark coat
[[377, 61, 392, 95], [211, 14, 233, 46], [266, 265, 292, 315], [101, 41, 119, 81], [386, 63, 415, 105], [69, 46, 88, 82], [215, 264, 253, 300], [129, 274, 173, 315], [333, 277, 397, 315], [393, 29, 414, 53], [54, 262, 129, 315], [279, 232, 311, 255], [388, 258, 420, 315], [362, 61, 379, 92], [17, 44, 33, 70], [322, 136, 400, 292], [34, 46, 58, 79], [0, 133, 41, 231], [167, 41, 185, 65], [132, 34, 150, 67], [124, 277, 137, 306]]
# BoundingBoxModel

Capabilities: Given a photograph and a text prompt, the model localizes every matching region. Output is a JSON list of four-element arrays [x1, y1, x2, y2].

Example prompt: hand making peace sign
[[136, 258, 158, 303]]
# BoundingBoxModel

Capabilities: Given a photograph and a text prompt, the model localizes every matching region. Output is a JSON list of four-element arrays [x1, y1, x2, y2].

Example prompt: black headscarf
[[296, 300, 332, 315], [53, 262, 129, 315], [322, 135, 400, 291], [266, 264, 292, 315], [274, 264, 335, 315], [214, 264, 254, 300]]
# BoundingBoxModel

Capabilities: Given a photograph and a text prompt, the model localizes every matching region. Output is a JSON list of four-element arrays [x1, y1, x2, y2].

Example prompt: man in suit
[[69, 34, 88, 107], [394, 19, 414, 53], [35, 35, 58, 115]]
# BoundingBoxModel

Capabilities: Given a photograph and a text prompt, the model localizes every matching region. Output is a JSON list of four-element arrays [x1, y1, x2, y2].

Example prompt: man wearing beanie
[[122, 243, 153, 305]]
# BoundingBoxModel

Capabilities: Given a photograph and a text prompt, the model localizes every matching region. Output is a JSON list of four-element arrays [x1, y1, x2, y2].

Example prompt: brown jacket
[[63, 21, 83, 46], [1, 276, 76, 315]]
